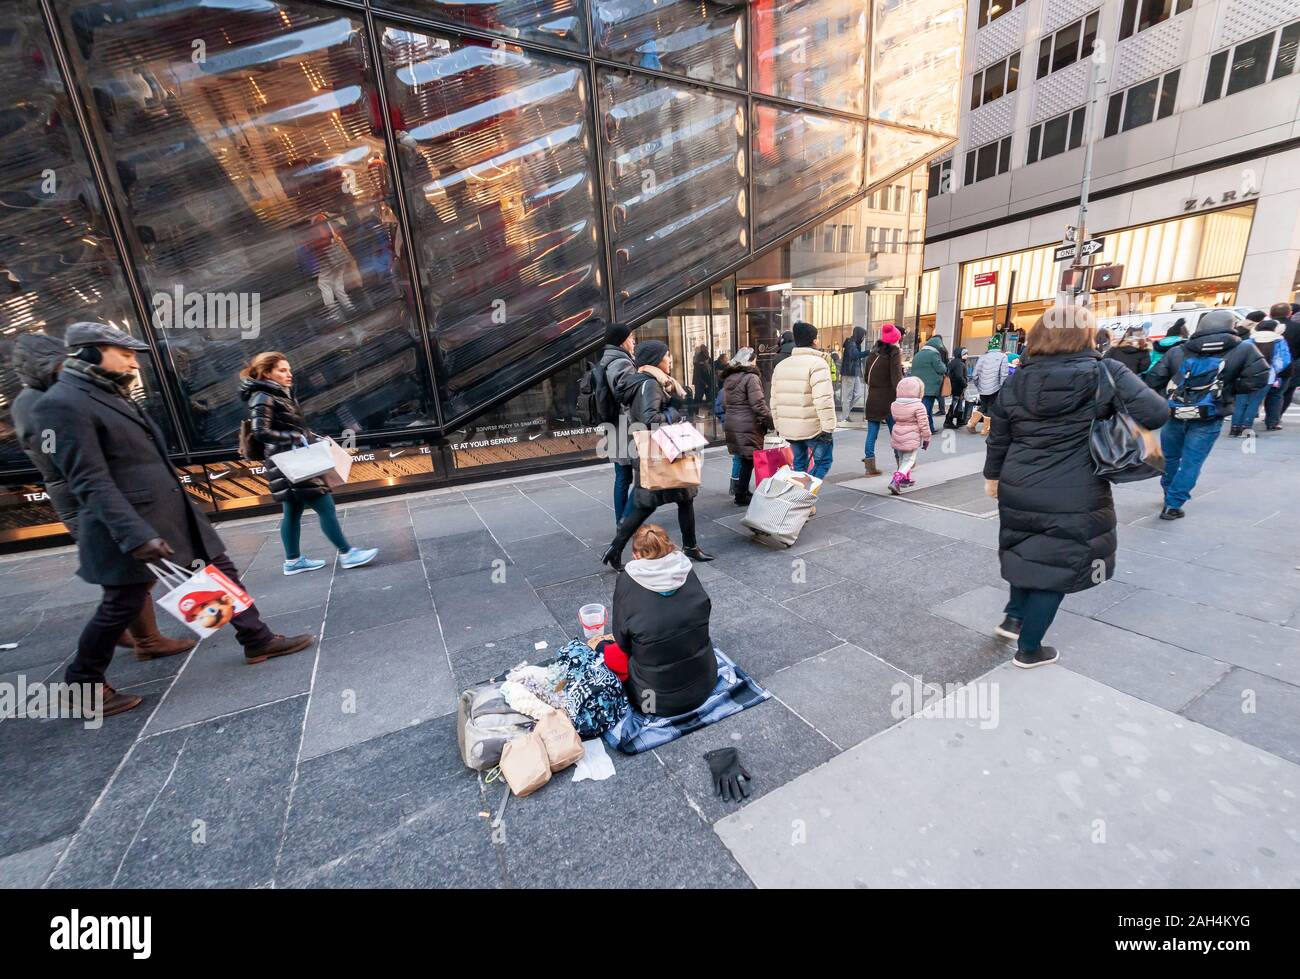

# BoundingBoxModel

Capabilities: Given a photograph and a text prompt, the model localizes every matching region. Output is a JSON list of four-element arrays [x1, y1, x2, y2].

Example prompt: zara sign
[[1182, 188, 1259, 212]]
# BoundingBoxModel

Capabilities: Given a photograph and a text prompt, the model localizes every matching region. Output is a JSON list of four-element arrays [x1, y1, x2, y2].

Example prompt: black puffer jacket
[[1143, 313, 1270, 411], [721, 364, 771, 459], [239, 377, 329, 503], [615, 366, 697, 507], [985, 351, 1169, 594], [1104, 343, 1149, 375], [11, 334, 78, 531]]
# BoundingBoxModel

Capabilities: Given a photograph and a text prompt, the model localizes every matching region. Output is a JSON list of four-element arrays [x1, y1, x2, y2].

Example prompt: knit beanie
[[634, 339, 669, 368], [604, 321, 632, 346], [881, 323, 901, 345]]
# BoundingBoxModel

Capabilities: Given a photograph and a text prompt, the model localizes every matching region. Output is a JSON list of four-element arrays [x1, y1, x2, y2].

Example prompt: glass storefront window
[[598, 68, 747, 321], [591, 0, 746, 87], [0, 3, 178, 473], [753, 103, 864, 248], [752, 0, 868, 114], [54, 0, 435, 452], [380, 25, 607, 422], [374, 0, 588, 54]]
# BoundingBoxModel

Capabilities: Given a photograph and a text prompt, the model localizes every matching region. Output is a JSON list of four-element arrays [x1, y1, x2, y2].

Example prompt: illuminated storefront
[[0, 0, 961, 548]]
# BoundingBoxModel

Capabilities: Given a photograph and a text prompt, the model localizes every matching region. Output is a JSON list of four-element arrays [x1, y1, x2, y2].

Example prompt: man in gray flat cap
[[34, 322, 315, 718]]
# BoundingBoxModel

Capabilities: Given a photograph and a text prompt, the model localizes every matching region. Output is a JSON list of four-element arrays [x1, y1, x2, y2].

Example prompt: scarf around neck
[[62, 355, 137, 396], [638, 363, 681, 397]]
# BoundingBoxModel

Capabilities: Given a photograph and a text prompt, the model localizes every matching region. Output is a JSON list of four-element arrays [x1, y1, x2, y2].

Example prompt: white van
[[1095, 302, 1253, 341]]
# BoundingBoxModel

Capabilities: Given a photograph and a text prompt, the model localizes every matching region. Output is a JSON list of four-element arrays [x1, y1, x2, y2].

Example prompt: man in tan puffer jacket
[[770, 321, 837, 479]]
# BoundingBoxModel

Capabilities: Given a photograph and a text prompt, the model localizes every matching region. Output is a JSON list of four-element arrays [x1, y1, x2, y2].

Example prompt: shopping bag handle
[[147, 558, 193, 589]]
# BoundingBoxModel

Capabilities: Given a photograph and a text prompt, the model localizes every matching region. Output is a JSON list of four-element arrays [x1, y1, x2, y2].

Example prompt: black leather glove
[[131, 537, 174, 562], [705, 747, 751, 803]]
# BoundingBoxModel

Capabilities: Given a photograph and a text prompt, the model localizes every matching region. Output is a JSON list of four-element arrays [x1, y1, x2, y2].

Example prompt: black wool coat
[[240, 377, 330, 504], [34, 372, 226, 586], [984, 351, 1170, 594]]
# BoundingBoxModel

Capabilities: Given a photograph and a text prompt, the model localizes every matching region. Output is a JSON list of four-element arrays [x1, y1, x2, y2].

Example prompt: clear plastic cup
[[578, 603, 607, 639]]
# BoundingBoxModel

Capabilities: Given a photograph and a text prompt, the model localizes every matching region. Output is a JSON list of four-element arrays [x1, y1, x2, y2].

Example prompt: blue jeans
[[731, 455, 742, 479], [281, 493, 349, 559], [790, 434, 834, 480], [1160, 418, 1222, 509], [864, 416, 895, 459], [1231, 387, 1267, 428], [613, 462, 633, 524], [921, 395, 938, 433], [1263, 385, 1285, 428], [1005, 586, 1065, 652]]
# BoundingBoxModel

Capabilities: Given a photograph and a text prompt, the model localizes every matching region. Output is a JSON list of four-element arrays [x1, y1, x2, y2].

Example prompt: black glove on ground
[[704, 747, 752, 803]]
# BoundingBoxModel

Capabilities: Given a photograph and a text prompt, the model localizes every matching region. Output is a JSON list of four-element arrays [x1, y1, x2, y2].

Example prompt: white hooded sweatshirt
[[624, 550, 693, 595]]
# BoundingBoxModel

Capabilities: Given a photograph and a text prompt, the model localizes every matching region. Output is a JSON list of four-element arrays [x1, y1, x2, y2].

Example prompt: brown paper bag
[[633, 429, 702, 490], [535, 710, 583, 773], [499, 731, 551, 797]]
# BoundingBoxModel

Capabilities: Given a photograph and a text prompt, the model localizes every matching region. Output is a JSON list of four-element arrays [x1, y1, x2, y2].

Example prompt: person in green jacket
[[909, 335, 948, 434]]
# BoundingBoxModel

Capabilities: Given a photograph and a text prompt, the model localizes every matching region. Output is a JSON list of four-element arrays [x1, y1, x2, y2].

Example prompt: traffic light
[[1091, 264, 1124, 291]]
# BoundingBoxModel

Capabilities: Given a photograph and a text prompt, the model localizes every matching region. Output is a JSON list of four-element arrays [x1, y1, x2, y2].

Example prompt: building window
[[977, 0, 1027, 30], [1118, 0, 1193, 43], [1026, 106, 1087, 164], [928, 158, 952, 197], [970, 53, 1021, 109], [1204, 21, 1299, 103], [1037, 12, 1100, 79], [963, 136, 1012, 185], [1104, 70, 1179, 136]]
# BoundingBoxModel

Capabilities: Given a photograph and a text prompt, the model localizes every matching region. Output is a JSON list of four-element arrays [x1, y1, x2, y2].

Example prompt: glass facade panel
[[1, 3, 177, 473], [868, 123, 951, 185], [752, 0, 868, 114], [599, 68, 746, 321], [375, 0, 588, 53], [753, 103, 864, 247], [380, 25, 607, 421], [591, 0, 746, 87], [55, 0, 434, 451], [870, 0, 964, 136]]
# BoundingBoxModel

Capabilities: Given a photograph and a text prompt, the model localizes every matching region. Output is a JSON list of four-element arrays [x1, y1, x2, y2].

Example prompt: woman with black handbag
[[983, 309, 1168, 668]]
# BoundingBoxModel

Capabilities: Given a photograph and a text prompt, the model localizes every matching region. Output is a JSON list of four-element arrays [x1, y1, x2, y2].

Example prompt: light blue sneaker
[[283, 556, 326, 576], [338, 546, 378, 570]]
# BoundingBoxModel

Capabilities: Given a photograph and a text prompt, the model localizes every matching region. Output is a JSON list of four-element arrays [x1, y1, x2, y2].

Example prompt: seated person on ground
[[610, 524, 715, 717]]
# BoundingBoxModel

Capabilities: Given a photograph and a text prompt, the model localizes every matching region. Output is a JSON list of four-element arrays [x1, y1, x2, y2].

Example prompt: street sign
[[1080, 236, 1105, 257], [1064, 225, 1078, 242], [1053, 244, 1076, 263], [973, 271, 997, 287]]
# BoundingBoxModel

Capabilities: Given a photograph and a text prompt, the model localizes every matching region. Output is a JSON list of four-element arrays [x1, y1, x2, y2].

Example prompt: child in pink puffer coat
[[889, 376, 930, 494]]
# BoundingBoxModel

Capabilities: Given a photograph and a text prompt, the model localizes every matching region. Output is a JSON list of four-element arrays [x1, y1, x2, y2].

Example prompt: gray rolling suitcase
[[741, 475, 817, 547]]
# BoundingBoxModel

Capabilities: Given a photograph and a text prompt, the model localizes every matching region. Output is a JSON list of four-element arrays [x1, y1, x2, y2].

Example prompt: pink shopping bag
[[753, 444, 794, 484]]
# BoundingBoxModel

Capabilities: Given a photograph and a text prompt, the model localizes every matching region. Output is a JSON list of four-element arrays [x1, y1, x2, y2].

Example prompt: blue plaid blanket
[[601, 649, 770, 755]]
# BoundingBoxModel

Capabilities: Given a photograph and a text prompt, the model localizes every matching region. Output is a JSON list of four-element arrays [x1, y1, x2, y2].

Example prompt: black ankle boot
[[683, 546, 715, 562], [600, 544, 624, 572]]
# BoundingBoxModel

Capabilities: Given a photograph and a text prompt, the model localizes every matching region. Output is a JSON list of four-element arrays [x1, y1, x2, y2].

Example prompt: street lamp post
[[1073, 53, 1109, 308]]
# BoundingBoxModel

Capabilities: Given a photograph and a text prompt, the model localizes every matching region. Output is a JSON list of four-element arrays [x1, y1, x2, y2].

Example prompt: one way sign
[[1079, 236, 1105, 257]]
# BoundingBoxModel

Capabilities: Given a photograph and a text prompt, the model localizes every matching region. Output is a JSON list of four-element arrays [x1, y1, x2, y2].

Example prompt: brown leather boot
[[130, 594, 196, 661], [62, 683, 143, 718], [116, 632, 135, 650], [244, 633, 315, 665], [863, 456, 881, 477]]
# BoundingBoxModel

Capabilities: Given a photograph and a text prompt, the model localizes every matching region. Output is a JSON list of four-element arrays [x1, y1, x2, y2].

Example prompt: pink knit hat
[[881, 323, 901, 344]]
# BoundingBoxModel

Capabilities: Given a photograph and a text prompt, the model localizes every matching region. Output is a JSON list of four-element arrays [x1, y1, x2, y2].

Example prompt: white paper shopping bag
[[649, 422, 708, 462], [150, 560, 254, 639], [268, 437, 350, 485], [320, 437, 352, 488]]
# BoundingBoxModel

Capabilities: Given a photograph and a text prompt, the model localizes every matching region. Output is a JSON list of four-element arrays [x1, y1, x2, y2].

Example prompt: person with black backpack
[[1144, 309, 1269, 520], [586, 322, 636, 525]]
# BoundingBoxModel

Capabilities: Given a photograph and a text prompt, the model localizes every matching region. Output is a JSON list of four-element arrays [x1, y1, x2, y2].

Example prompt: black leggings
[[609, 498, 697, 557]]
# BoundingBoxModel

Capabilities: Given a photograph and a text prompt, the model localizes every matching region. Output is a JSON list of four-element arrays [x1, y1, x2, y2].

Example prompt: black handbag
[[1090, 362, 1163, 483]]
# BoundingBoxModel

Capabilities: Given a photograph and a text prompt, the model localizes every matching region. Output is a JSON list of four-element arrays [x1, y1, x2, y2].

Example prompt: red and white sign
[[973, 271, 998, 288]]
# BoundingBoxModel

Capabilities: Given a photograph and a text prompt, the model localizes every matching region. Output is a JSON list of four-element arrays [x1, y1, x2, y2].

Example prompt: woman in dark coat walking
[[1104, 326, 1150, 375], [943, 346, 969, 428], [601, 340, 715, 570], [692, 344, 714, 416], [861, 323, 904, 475], [984, 310, 1169, 667], [720, 347, 772, 506], [240, 352, 378, 575]]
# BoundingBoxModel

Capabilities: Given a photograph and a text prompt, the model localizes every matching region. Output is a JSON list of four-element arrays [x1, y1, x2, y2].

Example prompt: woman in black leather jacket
[[239, 352, 377, 575]]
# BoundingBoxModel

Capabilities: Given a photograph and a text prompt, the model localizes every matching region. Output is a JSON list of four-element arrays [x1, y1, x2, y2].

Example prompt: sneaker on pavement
[[1159, 507, 1185, 520], [283, 555, 327, 576], [338, 546, 378, 570], [994, 616, 1022, 641], [1014, 645, 1060, 669], [244, 633, 315, 665]]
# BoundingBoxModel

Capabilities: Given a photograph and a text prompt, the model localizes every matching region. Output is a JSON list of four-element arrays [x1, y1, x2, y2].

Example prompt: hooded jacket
[[842, 326, 868, 377], [611, 550, 715, 717], [985, 351, 1170, 593], [889, 378, 931, 452], [597, 343, 635, 465], [946, 350, 968, 395], [1143, 313, 1269, 411], [973, 349, 1009, 395], [863, 340, 904, 421], [770, 346, 837, 440], [1147, 334, 1184, 374], [909, 336, 948, 396], [240, 376, 330, 504], [720, 363, 771, 459], [1103, 342, 1149, 375], [11, 334, 78, 531]]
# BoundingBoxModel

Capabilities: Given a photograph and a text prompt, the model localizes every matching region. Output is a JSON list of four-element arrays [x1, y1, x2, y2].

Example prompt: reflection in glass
[[380, 27, 607, 421], [752, 103, 863, 247], [0, 3, 176, 473], [599, 69, 746, 321], [752, 0, 867, 113], [868, 122, 952, 184], [870, 0, 964, 135], [591, 0, 746, 87], [54, 0, 433, 451], [634, 283, 733, 438], [375, 0, 587, 53]]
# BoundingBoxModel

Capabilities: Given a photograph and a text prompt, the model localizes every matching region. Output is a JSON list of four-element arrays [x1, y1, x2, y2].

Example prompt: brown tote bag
[[632, 429, 702, 490]]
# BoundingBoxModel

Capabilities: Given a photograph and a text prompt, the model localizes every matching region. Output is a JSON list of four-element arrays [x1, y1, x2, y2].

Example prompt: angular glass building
[[0, 0, 961, 548]]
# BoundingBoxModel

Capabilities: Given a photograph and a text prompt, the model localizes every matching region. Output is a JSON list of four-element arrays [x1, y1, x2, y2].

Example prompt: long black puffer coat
[[984, 351, 1169, 593], [615, 367, 697, 508], [720, 363, 771, 459], [240, 377, 330, 504]]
